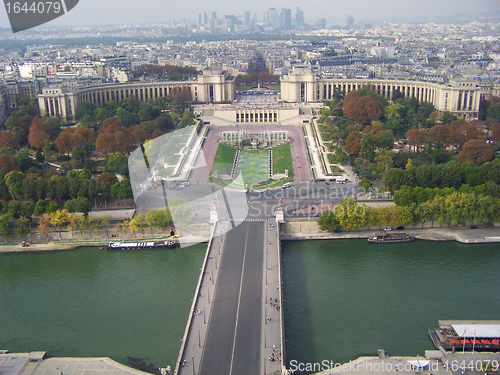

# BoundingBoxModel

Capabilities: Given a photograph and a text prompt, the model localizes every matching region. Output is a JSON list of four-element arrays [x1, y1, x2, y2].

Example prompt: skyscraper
[[280, 8, 292, 30], [347, 14, 354, 28], [243, 11, 251, 26], [295, 7, 304, 28], [318, 18, 326, 29]]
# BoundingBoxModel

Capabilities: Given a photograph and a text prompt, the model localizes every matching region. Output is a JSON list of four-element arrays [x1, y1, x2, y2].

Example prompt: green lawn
[[330, 165, 344, 173], [236, 149, 270, 184], [273, 143, 293, 176], [211, 144, 237, 176]]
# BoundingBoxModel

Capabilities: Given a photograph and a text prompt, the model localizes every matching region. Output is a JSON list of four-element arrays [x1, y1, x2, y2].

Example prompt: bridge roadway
[[175, 217, 283, 375]]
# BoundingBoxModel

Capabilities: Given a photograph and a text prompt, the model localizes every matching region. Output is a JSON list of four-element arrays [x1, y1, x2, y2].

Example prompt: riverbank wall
[[281, 220, 500, 244], [1, 220, 499, 254]]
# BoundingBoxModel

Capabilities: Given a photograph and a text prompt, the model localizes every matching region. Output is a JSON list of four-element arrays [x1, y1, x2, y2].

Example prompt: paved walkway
[[262, 219, 284, 375], [281, 221, 500, 243], [176, 221, 228, 375]]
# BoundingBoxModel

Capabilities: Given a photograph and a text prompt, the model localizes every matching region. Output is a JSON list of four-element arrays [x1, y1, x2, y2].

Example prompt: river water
[[1, 240, 499, 374], [282, 239, 500, 373]]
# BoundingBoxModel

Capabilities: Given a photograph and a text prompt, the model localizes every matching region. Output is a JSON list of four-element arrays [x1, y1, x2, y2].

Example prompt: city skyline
[[0, 0, 499, 30]]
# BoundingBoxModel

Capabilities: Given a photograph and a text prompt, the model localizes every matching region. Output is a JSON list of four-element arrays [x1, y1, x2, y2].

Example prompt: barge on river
[[368, 233, 415, 243], [107, 240, 177, 250], [429, 320, 500, 352]]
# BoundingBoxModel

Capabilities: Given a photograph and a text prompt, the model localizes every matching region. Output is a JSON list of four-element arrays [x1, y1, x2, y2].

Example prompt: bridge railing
[[174, 222, 217, 375]]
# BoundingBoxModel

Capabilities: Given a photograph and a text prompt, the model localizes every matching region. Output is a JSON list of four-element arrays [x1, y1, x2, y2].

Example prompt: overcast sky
[[0, 0, 499, 29]]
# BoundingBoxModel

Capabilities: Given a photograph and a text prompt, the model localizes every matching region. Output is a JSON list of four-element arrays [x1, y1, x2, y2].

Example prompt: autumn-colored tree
[[98, 172, 118, 186], [115, 131, 133, 154], [428, 124, 449, 147], [151, 129, 163, 139], [96, 133, 118, 154], [50, 209, 68, 239], [55, 128, 72, 155], [363, 96, 384, 122], [457, 139, 494, 164], [0, 131, 20, 149], [100, 117, 125, 133], [462, 123, 479, 142], [28, 130, 51, 149], [344, 131, 361, 155], [343, 93, 384, 124], [30, 117, 55, 137], [343, 90, 361, 106], [129, 125, 150, 145], [489, 123, 500, 142], [0, 154, 20, 174], [405, 128, 427, 152], [74, 127, 97, 143]]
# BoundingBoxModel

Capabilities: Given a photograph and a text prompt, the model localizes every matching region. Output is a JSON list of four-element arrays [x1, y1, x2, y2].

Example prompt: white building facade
[[38, 67, 235, 121], [280, 66, 481, 120]]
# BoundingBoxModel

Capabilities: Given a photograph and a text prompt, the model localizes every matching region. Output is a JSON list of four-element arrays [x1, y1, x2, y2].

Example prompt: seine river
[[1, 240, 499, 374]]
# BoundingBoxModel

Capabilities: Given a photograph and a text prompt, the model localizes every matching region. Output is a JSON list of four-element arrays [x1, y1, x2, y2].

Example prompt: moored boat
[[107, 240, 177, 250], [368, 233, 415, 243]]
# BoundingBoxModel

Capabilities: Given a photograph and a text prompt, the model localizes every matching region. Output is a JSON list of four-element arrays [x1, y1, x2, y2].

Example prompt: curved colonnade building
[[280, 66, 481, 120], [38, 66, 481, 122], [38, 67, 235, 122]]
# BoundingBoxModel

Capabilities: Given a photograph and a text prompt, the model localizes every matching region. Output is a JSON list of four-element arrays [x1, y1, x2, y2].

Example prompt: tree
[[374, 148, 394, 172], [334, 198, 367, 231], [441, 111, 457, 125], [34, 200, 48, 217], [50, 209, 68, 239], [134, 213, 146, 236], [129, 219, 139, 237], [145, 210, 155, 235], [5, 171, 25, 201], [377, 131, 395, 150], [96, 133, 118, 154], [359, 178, 372, 194], [0, 131, 20, 149], [7, 200, 22, 218], [46, 201, 59, 213], [111, 179, 133, 199], [98, 172, 118, 186], [100, 215, 111, 238], [106, 154, 127, 173], [490, 123, 500, 143], [0, 213, 12, 240], [317, 210, 341, 231], [0, 154, 20, 174], [38, 213, 53, 241], [428, 125, 449, 148], [344, 131, 361, 155], [20, 201, 35, 219], [359, 133, 376, 161], [15, 218, 29, 238], [67, 212, 78, 239], [457, 140, 494, 164], [486, 103, 500, 122], [405, 128, 427, 152]]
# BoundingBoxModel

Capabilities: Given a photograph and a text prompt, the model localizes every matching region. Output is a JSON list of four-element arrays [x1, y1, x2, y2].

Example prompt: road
[[198, 220, 264, 375]]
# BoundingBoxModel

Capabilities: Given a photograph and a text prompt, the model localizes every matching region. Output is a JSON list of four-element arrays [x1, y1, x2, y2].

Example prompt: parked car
[[334, 229, 342, 233], [395, 226, 404, 230], [384, 227, 392, 232], [470, 225, 478, 229]]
